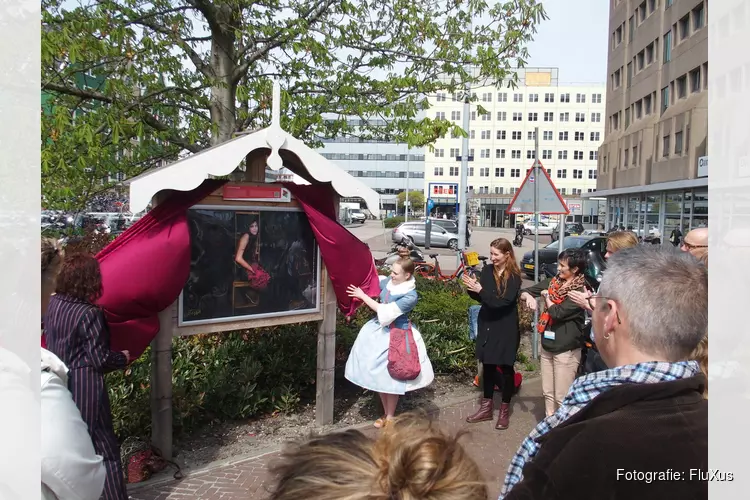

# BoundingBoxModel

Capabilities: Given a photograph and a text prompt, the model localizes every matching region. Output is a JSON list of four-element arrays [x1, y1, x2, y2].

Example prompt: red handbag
[[387, 321, 421, 381]]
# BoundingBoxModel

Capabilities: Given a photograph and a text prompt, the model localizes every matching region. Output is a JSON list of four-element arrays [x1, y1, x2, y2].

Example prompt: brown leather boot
[[495, 402, 511, 430], [466, 398, 494, 423]]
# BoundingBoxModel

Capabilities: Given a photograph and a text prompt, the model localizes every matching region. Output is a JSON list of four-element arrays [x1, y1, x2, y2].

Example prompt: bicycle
[[415, 251, 487, 282]]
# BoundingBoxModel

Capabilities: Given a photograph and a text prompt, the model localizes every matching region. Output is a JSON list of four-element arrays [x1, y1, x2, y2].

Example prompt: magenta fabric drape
[[285, 183, 381, 316], [94, 180, 227, 359]]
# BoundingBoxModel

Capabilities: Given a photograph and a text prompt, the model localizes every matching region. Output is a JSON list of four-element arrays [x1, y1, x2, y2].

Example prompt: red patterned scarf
[[537, 274, 586, 334]]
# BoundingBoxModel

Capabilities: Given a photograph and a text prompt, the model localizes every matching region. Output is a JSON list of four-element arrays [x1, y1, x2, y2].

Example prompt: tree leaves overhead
[[42, 0, 547, 210]]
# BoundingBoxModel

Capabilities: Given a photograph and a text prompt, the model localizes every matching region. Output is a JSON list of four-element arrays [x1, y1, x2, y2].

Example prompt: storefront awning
[[582, 177, 708, 199]]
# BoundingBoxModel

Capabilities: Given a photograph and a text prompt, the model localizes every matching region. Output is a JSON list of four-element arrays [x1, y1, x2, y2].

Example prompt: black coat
[[522, 278, 586, 354], [505, 375, 708, 500], [468, 266, 521, 366]]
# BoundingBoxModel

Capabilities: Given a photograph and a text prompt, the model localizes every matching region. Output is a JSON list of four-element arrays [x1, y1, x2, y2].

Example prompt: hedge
[[383, 216, 404, 228]]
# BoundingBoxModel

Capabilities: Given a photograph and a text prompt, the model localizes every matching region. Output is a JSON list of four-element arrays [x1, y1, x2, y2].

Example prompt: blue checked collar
[[499, 360, 700, 499]]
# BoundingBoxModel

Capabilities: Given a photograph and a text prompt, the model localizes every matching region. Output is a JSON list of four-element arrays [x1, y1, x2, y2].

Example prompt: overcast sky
[[525, 0, 609, 84]]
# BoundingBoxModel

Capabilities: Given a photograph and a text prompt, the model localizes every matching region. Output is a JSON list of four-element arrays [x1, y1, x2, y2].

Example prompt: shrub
[[383, 216, 404, 228]]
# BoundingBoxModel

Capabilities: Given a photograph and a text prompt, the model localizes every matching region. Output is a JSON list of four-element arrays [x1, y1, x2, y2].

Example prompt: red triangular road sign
[[505, 160, 569, 215]]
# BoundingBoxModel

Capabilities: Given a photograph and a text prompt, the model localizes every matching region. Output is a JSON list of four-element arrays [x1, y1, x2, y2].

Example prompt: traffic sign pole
[[533, 126, 540, 360], [457, 85, 471, 264]]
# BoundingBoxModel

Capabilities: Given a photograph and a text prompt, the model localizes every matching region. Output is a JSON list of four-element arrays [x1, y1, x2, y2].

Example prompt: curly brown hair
[[55, 253, 103, 303]]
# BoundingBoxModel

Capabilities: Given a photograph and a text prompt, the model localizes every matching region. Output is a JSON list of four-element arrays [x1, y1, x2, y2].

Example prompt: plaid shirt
[[499, 360, 700, 499]]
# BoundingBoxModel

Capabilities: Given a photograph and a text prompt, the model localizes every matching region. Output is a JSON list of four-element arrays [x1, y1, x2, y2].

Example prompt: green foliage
[[41, 0, 548, 211], [397, 190, 425, 210], [383, 216, 405, 228]]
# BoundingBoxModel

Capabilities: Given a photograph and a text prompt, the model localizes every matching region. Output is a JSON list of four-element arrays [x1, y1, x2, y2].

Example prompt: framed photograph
[[178, 205, 321, 326]]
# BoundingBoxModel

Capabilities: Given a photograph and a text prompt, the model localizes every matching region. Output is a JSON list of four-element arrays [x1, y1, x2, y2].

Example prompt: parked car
[[523, 221, 555, 236], [431, 219, 459, 233], [349, 209, 367, 224], [392, 222, 459, 250], [519, 235, 608, 279], [552, 222, 585, 240]]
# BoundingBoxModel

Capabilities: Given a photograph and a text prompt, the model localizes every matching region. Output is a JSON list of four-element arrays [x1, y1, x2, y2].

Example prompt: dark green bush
[[383, 216, 405, 228], [107, 275, 532, 440]]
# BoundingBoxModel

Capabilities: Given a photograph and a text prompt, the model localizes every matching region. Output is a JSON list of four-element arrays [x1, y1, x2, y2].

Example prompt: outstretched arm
[[348, 285, 380, 313], [234, 234, 254, 273]]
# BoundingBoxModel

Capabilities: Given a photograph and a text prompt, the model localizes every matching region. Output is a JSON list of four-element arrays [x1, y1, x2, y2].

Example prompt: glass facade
[[605, 188, 708, 242]]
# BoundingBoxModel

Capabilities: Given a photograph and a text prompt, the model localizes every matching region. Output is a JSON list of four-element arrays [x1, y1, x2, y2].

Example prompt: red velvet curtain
[[284, 183, 381, 316]]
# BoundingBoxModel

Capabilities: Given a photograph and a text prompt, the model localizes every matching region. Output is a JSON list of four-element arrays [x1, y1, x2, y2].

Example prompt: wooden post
[[316, 268, 337, 426], [244, 151, 268, 182], [151, 303, 174, 459]]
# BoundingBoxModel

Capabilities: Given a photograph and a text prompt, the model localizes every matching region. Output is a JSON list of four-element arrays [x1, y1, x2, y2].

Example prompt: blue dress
[[345, 277, 434, 395]]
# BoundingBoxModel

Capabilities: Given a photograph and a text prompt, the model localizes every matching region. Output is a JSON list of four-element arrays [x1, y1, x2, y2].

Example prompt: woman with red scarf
[[520, 249, 587, 417]]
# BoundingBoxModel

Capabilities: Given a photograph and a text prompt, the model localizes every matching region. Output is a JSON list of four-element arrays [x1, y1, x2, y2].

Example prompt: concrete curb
[[127, 375, 542, 493]]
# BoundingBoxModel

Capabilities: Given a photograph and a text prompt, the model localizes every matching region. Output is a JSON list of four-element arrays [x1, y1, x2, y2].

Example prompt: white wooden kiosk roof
[[126, 82, 380, 214]]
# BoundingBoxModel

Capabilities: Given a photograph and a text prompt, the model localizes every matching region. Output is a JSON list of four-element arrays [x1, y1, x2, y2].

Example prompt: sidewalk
[[129, 377, 544, 499]]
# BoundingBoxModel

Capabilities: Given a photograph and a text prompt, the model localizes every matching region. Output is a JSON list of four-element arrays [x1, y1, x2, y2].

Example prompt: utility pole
[[404, 147, 410, 222], [532, 126, 540, 360], [457, 85, 471, 260]]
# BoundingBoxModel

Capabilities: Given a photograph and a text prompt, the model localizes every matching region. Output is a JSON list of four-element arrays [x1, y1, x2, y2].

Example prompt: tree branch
[[133, 19, 213, 78]]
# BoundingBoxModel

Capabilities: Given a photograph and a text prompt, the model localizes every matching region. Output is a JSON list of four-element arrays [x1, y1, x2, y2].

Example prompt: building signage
[[567, 202, 582, 213], [697, 156, 708, 178], [430, 183, 458, 199]]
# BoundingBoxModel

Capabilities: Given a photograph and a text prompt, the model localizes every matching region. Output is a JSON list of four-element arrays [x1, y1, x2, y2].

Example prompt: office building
[[318, 117, 425, 216], [426, 68, 606, 227], [584, 0, 708, 237]]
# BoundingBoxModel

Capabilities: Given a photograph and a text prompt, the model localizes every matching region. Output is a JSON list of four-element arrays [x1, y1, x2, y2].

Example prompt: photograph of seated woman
[[344, 258, 434, 428], [520, 248, 587, 417], [234, 215, 270, 307], [461, 238, 522, 430]]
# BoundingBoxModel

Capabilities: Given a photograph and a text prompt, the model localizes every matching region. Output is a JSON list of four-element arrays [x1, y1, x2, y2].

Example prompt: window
[[679, 14, 690, 40], [543, 131, 553, 140], [469, 148, 474, 158], [663, 30, 672, 62], [434, 148, 444, 157], [560, 93, 570, 103], [575, 112, 586, 122], [470, 130, 475, 139], [611, 112, 620, 130], [512, 131, 522, 140], [637, 50, 645, 71], [573, 169, 583, 179], [495, 186, 503, 194], [661, 86, 669, 113], [511, 150, 521, 159], [557, 170, 567, 179], [449, 148, 459, 158], [545, 93, 555, 103], [693, 3, 704, 30], [435, 111, 446, 120], [542, 150, 552, 160], [559, 131, 569, 141], [452, 93, 460, 102], [451, 110, 461, 120], [480, 167, 490, 176], [676, 75, 687, 98], [588, 169, 598, 179], [495, 149, 506, 159], [674, 130, 683, 154], [614, 25, 623, 46], [576, 93, 586, 103], [560, 188, 567, 195], [498, 92, 508, 102], [635, 100, 643, 119], [574, 151, 584, 160], [629, 16, 635, 42], [481, 130, 491, 140], [662, 134, 670, 157], [436, 93, 446, 102], [513, 93, 523, 102], [574, 132, 585, 141], [471, 111, 477, 121], [633, 146, 638, 164], [624, 149, 630, 166], [638, 1, 647, 23], [689, 67, 701, 93], [527, 150, 536, 159], [591, 112, 601, 122], [558, 150, 568, 160], [449, 166, 459, 176], [590, 131, 601, 142], [528, 130, 536, 140], [497, 130, 506, 140], [613, 68, 621, 89], [468, 167, 475, 176], [592, 93, 602, 103], [481, 112, 491, 121], [480, 149, 490, 159], [644, 93, 653, 114], [495, 167, 505, 177], [510, 168, 521, 177], [482, 92, 492, 102], [497, 111, 507, 121], [666, 0, 673, 6], [649, 0, 657, 13], [528, 112, 538, 121], [589, 151, 598, 160], [560, 112, 570, 122], [627, 62, 633, 86], [512, 112, 523, 121], [544, 112, 554, 122], [433, 166, 444, 176], [645, 41, 655, 65]]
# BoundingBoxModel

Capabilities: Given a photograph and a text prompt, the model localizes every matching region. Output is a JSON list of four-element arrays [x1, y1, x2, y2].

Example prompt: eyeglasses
[[681, 241, 708, 250], [587, 294, 622, 324]]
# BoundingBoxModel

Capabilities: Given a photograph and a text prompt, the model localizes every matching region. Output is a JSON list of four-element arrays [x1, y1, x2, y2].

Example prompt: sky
[[525, 0, 610, 84]]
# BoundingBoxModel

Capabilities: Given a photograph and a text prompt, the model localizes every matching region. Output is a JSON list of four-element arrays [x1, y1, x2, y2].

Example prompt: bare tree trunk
[[208, 9, 238, 145]]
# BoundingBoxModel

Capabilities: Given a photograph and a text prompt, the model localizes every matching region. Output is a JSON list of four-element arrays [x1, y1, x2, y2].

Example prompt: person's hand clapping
[[462, 273, 482, 293], [569, 289, 593, 311], [347, 284, 366, 300], [521, 292, 537, 311]]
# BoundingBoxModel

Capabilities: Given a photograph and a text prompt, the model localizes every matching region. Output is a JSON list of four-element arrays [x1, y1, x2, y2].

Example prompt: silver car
[[392, 222, 459, 250]]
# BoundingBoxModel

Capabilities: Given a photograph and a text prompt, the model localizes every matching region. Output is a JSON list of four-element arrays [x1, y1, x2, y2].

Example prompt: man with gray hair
[[501, 245, 708, 500]]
